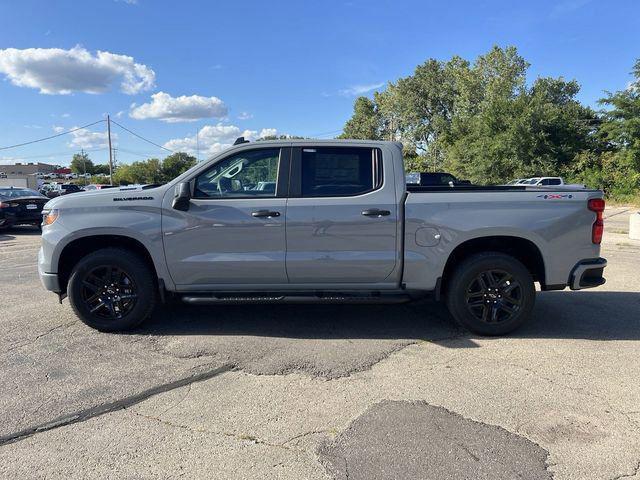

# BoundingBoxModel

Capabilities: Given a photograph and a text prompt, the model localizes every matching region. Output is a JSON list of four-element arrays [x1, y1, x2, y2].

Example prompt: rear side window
[[301, 147, 382, 197]]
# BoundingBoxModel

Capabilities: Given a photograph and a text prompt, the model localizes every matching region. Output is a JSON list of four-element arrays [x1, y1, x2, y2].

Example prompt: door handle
[[252, 210, 281, 218], [361, 208, 391, 217]]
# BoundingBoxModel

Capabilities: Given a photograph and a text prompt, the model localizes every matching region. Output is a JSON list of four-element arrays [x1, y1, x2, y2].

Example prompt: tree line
[[70, 152, 197, 185], [339, 46, 640, 200], [67, 135, 303, 185]]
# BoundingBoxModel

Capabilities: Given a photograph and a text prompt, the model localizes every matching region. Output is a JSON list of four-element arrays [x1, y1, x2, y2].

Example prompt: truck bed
[[406, 184, 599, 193]]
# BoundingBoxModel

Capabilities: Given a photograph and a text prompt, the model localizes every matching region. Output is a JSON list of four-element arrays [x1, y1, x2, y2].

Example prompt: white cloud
[[68, 127, 117, 149], [338, 82, 384, 96], [258, 128, 278, 138], [550, 0, 592, 18], [52, 125, 65, 133], [0, 46, 155, 95], [130, 91, 227, 123], [163, 124, 277, 157], [237, 111, 253, 120]]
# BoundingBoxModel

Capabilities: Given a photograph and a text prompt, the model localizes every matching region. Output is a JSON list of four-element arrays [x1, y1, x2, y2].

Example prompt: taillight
[[0, 201, 8, 209], [588, 198, 605, 244]]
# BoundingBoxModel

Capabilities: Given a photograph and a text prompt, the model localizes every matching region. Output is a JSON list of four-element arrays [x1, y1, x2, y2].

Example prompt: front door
[[285, 146, 400, 284], [163, 147, 289, 288]]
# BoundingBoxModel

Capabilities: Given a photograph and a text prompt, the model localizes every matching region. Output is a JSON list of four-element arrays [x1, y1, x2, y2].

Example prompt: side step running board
[[181, 294, 412, 305]]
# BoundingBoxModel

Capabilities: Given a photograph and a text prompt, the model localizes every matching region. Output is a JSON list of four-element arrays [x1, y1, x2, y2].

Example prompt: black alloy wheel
[[68, 248, 156, 332], [445, 252, 535, 335], [80, 265, 138, 320], [464, 269, 522, 324]]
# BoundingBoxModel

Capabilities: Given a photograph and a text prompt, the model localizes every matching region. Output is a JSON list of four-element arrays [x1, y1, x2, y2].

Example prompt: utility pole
[[107, 114, 114, 185], [196, 129, 200, 162], [81, 148, 87, 186]]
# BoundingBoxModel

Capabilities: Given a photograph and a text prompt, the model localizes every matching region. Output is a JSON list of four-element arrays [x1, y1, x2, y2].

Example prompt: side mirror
[[172, 182, 191, 211]]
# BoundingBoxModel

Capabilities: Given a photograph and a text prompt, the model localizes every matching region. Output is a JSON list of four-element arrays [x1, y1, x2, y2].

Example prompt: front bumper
[[38, 247, 61, 293], [39, 272, 61, 292], [569, 258, 607, 290]]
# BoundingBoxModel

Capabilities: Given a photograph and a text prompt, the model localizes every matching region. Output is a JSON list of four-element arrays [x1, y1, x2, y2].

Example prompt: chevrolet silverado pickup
[[38, 139, 607, 335]]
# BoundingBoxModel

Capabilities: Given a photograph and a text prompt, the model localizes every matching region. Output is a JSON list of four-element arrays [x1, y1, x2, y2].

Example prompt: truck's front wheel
[[67, 248, 157, 332], [445, 253, 535, 335]]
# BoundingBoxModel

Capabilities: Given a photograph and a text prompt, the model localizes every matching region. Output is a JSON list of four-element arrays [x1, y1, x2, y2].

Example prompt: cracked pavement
[[0, 207, 639, 479]]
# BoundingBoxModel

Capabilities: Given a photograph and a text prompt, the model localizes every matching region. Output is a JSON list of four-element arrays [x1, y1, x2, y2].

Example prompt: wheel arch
[[438, 235, 546, 299], [57, 234, 158, 294]]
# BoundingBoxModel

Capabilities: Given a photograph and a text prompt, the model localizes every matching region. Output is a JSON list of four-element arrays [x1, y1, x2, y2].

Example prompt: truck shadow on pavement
[[136, 290, 640, 345]]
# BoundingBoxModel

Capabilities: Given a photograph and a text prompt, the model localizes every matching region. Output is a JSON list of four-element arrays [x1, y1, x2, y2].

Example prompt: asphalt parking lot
[[0, 207, 639, 480]]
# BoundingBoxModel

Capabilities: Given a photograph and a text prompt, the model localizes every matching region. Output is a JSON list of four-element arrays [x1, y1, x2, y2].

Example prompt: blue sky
[[1, 0, 639, 167]]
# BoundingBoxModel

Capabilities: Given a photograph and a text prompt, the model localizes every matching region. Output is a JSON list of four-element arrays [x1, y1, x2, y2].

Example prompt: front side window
[[194, 148, 280, 198], [301, 147, 381, 197]]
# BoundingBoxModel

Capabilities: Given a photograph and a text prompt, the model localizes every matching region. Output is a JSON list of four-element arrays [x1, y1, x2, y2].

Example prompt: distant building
[[0, 162, 58, 175]]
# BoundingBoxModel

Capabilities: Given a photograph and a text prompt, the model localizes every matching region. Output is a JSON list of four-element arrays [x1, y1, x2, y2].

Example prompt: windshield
[[0, 188, 43, 198]]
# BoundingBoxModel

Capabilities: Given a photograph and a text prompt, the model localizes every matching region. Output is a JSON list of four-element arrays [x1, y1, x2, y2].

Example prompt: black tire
[[445, 252, 535, 336], [68, 248, 157, 332]]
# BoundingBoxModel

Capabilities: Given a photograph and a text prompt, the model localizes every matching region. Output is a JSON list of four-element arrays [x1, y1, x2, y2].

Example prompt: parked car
[[83, 184, 117, 191], [409, 172, 471, 186], [44, 183, 84, 198], [520, 177, 586, 189], [0, 187, 48, 230], [506, 178, 529, 185], [39, 139, 607, 335]]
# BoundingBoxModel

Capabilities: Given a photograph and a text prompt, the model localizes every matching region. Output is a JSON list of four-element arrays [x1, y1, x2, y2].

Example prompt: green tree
[[113, 158, 162, 185], [598, 59, 640, 153], [573, 59, 640, 197], [257, 134, 305, 141], [70, 152, 94, 175], [161, 152, 197, 181], [339, 96, 382, 140], [92, 164, 111, 175], [340, 45, 603, 185]]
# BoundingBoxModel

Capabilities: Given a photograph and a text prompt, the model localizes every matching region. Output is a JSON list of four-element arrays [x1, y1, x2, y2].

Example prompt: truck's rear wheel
[[445, 253, 535, 335], [68, 248, 156, 332]]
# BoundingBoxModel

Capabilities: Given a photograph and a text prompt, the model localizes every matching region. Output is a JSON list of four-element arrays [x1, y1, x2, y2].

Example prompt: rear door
[[285, 145, 400, 284]]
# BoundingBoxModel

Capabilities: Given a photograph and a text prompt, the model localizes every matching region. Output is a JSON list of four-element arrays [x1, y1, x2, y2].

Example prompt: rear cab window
[[297, 147, 383, 197]]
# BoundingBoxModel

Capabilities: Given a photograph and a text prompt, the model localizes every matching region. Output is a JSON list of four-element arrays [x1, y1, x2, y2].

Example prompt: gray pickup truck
[[38, 139, 607, 335]]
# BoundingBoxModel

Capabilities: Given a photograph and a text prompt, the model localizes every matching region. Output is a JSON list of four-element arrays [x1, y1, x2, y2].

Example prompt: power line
[[110, 119, 174, 153], [0, 147, 107, 161], [116, 147, 167, 158], [0, 120, 106, 151], [309, 128, 343, 138]]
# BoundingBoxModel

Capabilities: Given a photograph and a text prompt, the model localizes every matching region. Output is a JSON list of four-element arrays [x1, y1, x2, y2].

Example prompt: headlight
[[42, 209, 59, 226]]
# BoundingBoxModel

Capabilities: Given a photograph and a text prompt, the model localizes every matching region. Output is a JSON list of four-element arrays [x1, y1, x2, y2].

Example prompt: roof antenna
[[233, 137, 249, 145]]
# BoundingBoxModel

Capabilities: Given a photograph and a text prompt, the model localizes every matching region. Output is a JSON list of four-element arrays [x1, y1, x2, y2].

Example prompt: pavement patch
[[318, 400, 552, 480], [132, 301, 461, 379]]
